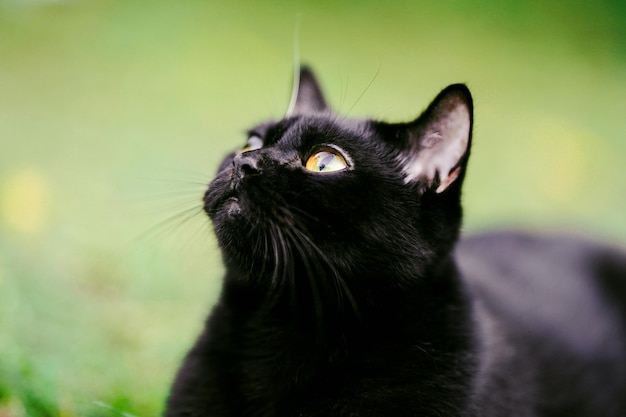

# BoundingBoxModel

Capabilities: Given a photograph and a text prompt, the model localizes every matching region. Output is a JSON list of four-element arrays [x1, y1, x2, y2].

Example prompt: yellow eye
[[305, 149, 349, 173], [242, 135, 263, 153]]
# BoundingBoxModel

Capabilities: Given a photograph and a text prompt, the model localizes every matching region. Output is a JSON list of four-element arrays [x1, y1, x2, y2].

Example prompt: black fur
[[164, 67, 626, 417]]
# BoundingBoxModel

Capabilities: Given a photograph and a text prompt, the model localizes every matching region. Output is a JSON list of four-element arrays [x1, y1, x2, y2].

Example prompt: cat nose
[[233, 154, 261, 178]]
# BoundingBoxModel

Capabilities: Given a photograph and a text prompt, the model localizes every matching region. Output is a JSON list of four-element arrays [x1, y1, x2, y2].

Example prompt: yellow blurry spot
[[0, 397, 25, 417], [1, 169, 49, 234], [529, 119, 596, 204]]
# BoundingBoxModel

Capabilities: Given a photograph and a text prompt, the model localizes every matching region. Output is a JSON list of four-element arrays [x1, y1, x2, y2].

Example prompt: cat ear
[[399, 84, 473, 194], [286, 66, 329, 116]]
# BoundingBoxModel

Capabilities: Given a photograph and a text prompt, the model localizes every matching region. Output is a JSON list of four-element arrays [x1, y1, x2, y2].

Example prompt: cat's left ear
[[286, 66, 329, 116], [399, 84, 473, 194]]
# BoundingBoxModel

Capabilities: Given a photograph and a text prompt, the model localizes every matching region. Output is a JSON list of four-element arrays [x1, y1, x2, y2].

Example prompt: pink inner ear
[[436, 166, 461, 194], [401, 102, 470, 190]]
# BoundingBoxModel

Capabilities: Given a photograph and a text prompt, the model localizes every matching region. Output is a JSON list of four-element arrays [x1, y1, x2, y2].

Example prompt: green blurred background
[[1, 0, 625, 415]]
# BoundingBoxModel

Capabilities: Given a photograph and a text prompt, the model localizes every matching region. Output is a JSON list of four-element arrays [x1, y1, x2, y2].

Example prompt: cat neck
[[218, 254, 469, 353]]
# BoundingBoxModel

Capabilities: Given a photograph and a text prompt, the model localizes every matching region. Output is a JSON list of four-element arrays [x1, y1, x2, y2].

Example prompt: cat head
[[204, 67, 473, 299]]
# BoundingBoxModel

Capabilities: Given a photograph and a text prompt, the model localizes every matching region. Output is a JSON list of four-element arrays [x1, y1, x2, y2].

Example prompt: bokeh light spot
[[1, 168, 49, 234], [529, 119, 596, 204]]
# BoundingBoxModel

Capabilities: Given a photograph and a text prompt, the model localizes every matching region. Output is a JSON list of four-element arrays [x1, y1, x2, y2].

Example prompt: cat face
[[203, 67, 473, 296]]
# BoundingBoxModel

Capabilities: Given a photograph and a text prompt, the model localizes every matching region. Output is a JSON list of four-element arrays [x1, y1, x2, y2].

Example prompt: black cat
[[164, 67, 626, 417]]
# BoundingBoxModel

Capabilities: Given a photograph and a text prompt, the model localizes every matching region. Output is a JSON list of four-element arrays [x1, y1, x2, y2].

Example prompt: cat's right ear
[[286, 66, 329, 116], [396, 84, 473, 194]]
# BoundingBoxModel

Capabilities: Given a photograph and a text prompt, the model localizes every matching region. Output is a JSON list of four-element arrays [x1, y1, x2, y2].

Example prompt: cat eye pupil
[[318, 154, 335, 171], [305, 148, 349, 173]]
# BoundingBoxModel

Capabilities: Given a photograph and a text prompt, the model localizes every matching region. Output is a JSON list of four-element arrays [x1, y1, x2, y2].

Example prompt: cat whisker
[[263, 222, 296, 310], [135, 204, 205, 245], [268, 222, 281, 291], [139, 164, 213, 181], [273, 223, 297, 310], [261, 224, 272, 288], [143, 196, 206, 216], [344, 64, 381, 117], [140, 188, 206, 199], [338, 70, 348, 114], [281, 226, 297, 310], [125, 189, 205, 207], [137, 175, 209, 187], [252, 222, 268, 282], [267, 222, 285, 301], [174, 215, 214, 256], [291, 226, 361, 323], [286, 205, 322, 225], [283, 226, 327, 340]]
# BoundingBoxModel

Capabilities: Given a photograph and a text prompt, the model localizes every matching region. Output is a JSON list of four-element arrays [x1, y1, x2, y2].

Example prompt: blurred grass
[[0, 0, 625, 416]]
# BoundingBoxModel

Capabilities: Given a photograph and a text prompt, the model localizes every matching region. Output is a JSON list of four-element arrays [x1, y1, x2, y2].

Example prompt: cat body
[[459, 232, 626, 416], [164, 68, 626, 417]]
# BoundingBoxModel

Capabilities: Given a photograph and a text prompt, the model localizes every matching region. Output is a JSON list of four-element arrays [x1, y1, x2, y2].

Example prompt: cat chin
[[208, 196, 244, 224], [224, 197, 242, 217], [203, 172, 241, 219]]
